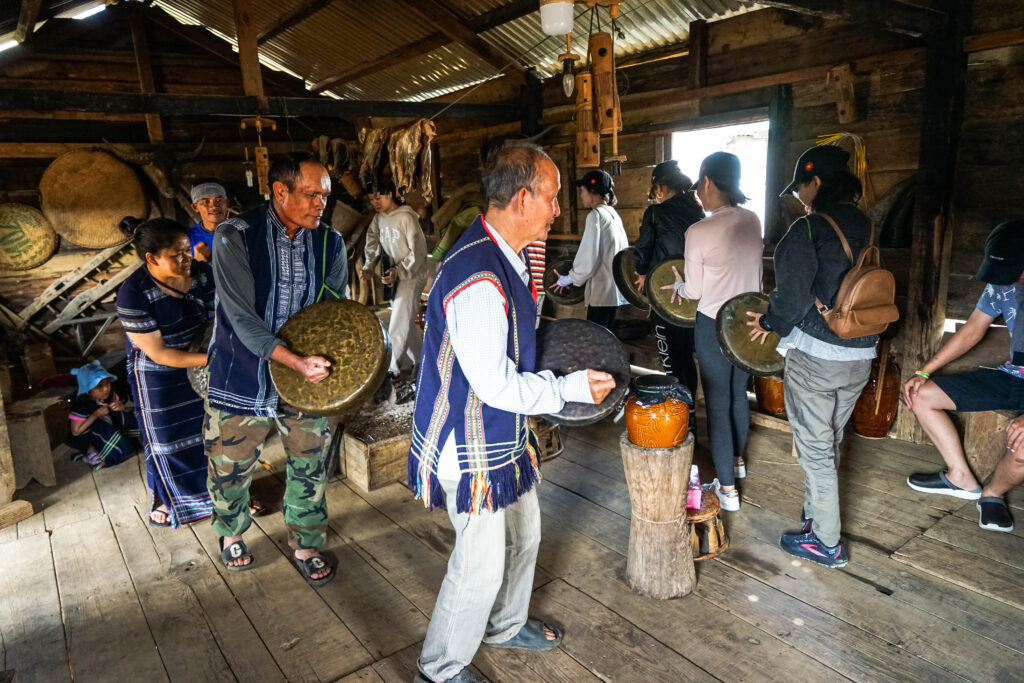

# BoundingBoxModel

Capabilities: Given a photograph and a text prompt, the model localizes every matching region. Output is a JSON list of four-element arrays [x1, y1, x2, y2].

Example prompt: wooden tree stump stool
[[687, 492, 730, 561], [620, 431, 695, 599]]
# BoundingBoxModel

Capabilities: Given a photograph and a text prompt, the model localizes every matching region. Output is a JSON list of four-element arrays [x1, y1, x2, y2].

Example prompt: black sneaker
[[977, 497, 1014, 532], [907, 470, 981, 500], [779, 531, 848, 568]]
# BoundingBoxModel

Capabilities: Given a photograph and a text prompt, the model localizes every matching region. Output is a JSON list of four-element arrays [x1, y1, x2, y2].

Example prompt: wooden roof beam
[[0, 88, 521, 120], [15, 0, 43, 42], [310, 0, 536, 94], [757, 0, 943, 39], [258, 0, 335, 45], [394, 0, 524, 74]]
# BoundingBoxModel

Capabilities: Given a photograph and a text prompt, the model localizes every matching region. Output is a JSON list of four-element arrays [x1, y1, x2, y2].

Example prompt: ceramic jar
[[624, 374, 691, 448]]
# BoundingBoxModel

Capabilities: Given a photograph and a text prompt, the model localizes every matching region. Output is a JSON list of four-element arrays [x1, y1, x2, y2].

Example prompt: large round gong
[[187, 320, 214, 399], [536, 319, 629, 427], [0, 203, 58, 270], [612, 247, 648, 309], [271, 299, 388, 416], [543, 258, 584, 306], [39, 150, 147, 248], [646, 258, 698, 328], [715, 292, 784, 378]]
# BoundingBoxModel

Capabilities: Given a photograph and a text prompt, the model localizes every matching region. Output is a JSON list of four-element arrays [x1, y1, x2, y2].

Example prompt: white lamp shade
[[540, 1, 574, 36]]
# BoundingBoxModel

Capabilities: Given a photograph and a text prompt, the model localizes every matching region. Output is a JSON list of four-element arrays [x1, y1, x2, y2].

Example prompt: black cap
[[781, 145, 851, 196], [651, 160, 680, 184], [575, 169, 614, 195], [976, 220, 1024, 285], [689, 151, 742, 192]]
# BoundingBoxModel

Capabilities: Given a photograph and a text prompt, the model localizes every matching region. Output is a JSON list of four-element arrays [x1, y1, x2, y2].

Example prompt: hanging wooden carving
[[575, 71, 600, 168]]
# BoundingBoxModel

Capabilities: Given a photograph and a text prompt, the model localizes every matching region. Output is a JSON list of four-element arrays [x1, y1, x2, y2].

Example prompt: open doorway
[[671, 120, 771, 232]]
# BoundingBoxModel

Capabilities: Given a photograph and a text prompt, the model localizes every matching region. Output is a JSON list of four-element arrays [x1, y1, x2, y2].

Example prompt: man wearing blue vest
[[409, 143, 616, 683], [206, 153, 347, 587]]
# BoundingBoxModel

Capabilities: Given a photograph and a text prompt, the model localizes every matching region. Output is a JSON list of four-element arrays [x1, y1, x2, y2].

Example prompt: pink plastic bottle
[[686, 464, 702, 511]]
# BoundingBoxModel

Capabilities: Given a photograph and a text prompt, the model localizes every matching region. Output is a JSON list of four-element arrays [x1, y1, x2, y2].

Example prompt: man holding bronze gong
[[409, 143, 615, 683], [205, 153, 348, 586]]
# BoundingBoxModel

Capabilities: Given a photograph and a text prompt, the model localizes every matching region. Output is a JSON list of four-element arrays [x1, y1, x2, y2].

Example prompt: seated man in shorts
[[903, 220, 1024, 532]]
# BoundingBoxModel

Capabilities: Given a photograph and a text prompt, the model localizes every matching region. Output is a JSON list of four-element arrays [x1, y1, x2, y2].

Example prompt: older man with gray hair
[[408, 143, 615, 683]]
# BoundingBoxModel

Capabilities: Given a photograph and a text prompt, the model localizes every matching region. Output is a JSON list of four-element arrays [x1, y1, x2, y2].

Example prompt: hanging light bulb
[[540, 0, 574, 36], [562, 58, 576, 98]]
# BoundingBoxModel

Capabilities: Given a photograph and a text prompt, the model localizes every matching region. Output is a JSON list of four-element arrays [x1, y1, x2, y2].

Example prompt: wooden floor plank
[[0, 520, 17, 544], [893, 535, 1024, 612], [924, 514, 1024, 571], [21, 452, 106, 532], [50, 515, 168, 682], [192, 520, 374, 682], [0, 533, 70, 682], [531, 580, 715, 682], [338, 665, 387, 682], [90, 460, 236, 683], [721, 508, 1024, 682], [253, 474, 429, 660]]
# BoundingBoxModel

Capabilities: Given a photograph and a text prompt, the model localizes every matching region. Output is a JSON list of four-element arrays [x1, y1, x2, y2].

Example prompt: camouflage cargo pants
[[205, 404, 331, 550]]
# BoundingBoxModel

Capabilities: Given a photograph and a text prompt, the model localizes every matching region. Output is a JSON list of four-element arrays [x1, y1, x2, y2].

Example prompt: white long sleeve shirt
[[436, 225, 594, 480], [362, 205, 428, 282], [569, 205, 629, 307]]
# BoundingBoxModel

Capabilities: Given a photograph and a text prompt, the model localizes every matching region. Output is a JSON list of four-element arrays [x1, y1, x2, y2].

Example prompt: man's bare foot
[[149, 505, 170, 525], [223, 535, 253, 568], [543, 625, 557, 640], [295, 548, 331, 580]]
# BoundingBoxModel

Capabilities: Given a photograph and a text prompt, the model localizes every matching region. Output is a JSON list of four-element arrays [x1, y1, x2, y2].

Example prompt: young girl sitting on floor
[[68, 360, 140, 469]]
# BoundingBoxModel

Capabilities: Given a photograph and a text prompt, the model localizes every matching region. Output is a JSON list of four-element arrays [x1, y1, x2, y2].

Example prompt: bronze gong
[[271, 299, 389, 416], [612, 247, 648, 309], [536, 319, 630, 427], [187, 320, 214, 399], [543, 258, 585, 306], [715, 292, 784, 378], [646, 258, 698, 328]]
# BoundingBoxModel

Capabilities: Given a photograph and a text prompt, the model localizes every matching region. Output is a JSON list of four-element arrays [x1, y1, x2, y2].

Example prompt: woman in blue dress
[[116, 217, 214, 527]]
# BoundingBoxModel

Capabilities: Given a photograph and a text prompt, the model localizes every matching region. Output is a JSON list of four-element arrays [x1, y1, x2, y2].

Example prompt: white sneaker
[[709, 478, 740, 512], [734, 457, 746, 480]]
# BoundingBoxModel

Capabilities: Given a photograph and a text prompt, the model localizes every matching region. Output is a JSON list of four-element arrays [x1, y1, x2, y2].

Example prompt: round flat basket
[[715, 292, 784, 378], [646, 258, 698, 328], [612, 247, 648, 309], [543, 258, 585, 306], [271, 299, 389, 416], [0, 203, 58, 270], [537, 319, 630, 427], [186, 320, 214, 399], [39, 149, 147, 249]]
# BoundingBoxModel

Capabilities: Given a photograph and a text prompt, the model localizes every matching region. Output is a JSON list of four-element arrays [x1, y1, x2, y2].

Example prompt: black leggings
[[587, 305, 619, 330], [652, 313, 698, 395], [695, 312, 749, 487]]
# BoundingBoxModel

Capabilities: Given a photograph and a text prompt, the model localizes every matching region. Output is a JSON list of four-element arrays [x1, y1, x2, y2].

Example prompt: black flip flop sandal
[[219, 537, 256, 572], [294, 553, 336, 587], [148, 505, 171, 528]]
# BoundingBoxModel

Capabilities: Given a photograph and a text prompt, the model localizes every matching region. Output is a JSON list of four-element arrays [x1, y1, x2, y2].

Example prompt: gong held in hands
[[648, 258, 698, 328], [270, 299, 390, 417], [716, 292, 784, 378]]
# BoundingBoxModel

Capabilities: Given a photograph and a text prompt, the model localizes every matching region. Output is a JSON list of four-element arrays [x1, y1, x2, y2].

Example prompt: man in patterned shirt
[[903, 220, 1024, 532]]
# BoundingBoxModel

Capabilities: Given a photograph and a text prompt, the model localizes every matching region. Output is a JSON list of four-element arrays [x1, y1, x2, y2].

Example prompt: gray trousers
[[418, 478, 541, 681], [783, 349, 871, 547]]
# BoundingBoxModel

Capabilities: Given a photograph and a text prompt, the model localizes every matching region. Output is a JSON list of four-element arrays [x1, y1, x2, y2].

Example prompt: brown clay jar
[[624, 374, 691, 448], [754, 376, 785, 416]]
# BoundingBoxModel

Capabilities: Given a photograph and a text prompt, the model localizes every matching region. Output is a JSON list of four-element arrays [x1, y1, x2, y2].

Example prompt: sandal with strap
[[219, 537, 256, 572], [294, 553, 336, 587], [248, 498, 268, 517], [486, 619, 562, 651], [148, 505, 171, 528]]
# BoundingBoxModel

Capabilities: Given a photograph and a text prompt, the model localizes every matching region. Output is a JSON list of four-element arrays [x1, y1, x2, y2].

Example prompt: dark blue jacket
[[764, 202, 879, 348], [632, 193, 705, 275]]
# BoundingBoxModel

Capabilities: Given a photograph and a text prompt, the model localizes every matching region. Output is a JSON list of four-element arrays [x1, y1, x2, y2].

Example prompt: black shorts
[[931, 369, 1024, 414]]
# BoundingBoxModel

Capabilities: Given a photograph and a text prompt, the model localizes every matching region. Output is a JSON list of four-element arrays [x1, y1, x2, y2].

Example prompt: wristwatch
[[760, 317, 772, 332]]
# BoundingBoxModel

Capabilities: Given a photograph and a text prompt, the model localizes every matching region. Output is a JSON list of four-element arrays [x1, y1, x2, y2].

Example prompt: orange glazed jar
[[624, 375, 691, 448]]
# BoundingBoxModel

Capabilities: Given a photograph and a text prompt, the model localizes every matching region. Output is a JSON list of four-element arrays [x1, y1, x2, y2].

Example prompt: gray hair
[[481, 142, 551, 209]]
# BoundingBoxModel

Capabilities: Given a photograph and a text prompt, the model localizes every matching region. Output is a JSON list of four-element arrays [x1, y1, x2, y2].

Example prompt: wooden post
[[828, 63, 857, 123], [765, 84, 793, 246], [687, 20, 708, 90], [128, 7, 164, 145], [893, 1, 968, 442], [620, 432, 695, 599], [232, 0, 267, 113], [0, 385, 14, 505]]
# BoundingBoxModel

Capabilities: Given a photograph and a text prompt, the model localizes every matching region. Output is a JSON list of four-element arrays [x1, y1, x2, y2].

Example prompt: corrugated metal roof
[[151, 0, 757, 102]]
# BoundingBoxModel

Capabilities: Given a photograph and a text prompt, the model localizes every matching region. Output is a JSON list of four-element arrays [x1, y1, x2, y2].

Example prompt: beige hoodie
[[362, 205, 428, 282]]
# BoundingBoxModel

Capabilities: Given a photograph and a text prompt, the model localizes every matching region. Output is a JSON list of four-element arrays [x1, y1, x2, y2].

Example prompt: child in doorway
[[67, 360, 140, 469]]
